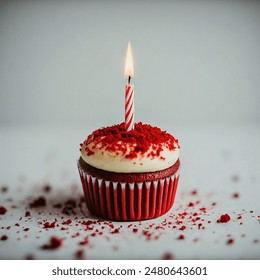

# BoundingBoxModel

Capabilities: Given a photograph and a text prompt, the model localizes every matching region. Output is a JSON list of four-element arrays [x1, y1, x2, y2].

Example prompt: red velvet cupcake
[[78, 122, 180, 221]]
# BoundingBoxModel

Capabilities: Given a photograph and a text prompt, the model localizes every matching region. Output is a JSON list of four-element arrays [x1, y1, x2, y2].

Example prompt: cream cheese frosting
[[80, 122, 180, 173]]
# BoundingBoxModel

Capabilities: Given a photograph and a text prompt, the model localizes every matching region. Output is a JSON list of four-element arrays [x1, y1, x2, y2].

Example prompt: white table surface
[[0, 123, 259, 260]]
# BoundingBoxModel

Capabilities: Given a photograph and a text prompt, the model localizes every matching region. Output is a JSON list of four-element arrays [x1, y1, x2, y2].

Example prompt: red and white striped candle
[[125, 83, 134, 131], [124, 42, 135, 131]]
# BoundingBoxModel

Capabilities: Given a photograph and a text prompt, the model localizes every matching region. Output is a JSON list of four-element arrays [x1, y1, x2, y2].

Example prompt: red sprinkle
[[162, 252, 175, 260], [29, 196, 46, 208], [43, 221, 56, 229], [43, 184, 52, 193], [232, 193, 240, 199], [79, 237, 89, 246], [227, 238, 234, 245], [1, 186, 8, 193], [1, 235, 8, 241], [191, 190, 197, 195], [25, 211, 31, 217], [0, 206, 7, 215], [41, 236, 62, 250], [177, 234, 185, 240], [198, 223, 203, 229], [111, 228, 120, 234], [62, 219, 72, 225], [75, 249, 85, 259], [217, 214, 231, 223]]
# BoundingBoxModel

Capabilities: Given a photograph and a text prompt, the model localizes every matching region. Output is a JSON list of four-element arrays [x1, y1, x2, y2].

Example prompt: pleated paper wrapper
[[78, 165, 180, 221]]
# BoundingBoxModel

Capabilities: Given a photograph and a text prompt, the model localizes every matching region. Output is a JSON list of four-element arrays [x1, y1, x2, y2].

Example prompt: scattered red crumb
[[162, 252, 175, 260], [41, 236, 62, 250], [81, 122, 180, 159], [191, 190, 197, 195], [155, 226, 164, 230], [60, 227, 68, 231], [133, 228, 138, 233], [1, 235, 8, 241], [227, 238, 234, 245], [111, 228, 120, 234], [188, 202, 194, 207], [0, 206, 7, 215], [217, 214, 231, 223], [65, 199, 76, 208], [62, 199, 77, 215], [177, 234, 185, 240], [43, 184, 52, 193], [25, 211, 31, 217], [179, 225, 186, 231], [212, 202, 217, 206], [25, 255, 35, 260], [43, 220, 57, 229], [75, 249, 85, 259], [232, 193, 240, 199], [62, 219, 72, 225], [23, 228, 30, 232], [79, 237, 89, 246], [1, 186, 8, 193], [15, 223, 20, 227], [29, 196, 46, 208]]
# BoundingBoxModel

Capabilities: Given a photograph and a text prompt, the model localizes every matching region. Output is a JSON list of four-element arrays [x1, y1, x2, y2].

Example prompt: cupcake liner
[[78, 164, 180, 221]]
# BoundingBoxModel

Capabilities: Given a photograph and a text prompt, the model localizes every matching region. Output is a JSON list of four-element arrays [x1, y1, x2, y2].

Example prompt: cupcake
[[78, 122, 180, 221]]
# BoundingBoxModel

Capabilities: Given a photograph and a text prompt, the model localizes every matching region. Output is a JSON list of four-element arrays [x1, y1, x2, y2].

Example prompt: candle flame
[[124, 41, 134, 78]]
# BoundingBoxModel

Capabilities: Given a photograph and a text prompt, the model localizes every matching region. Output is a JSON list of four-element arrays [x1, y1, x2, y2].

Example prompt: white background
[[0, 0, 260, 127]]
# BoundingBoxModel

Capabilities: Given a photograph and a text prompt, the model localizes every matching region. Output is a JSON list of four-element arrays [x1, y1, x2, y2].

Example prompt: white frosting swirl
[[80, 141, 180, 173]]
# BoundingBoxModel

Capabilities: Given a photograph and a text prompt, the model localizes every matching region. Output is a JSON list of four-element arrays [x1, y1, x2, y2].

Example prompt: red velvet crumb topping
[[81, 122, 179, 160]]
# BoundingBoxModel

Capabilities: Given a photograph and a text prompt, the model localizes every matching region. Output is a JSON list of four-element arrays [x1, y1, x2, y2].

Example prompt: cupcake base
[[78, 159, 180, 221]]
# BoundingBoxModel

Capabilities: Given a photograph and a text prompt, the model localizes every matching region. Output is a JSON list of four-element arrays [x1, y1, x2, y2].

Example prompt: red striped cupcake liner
[[78, 165, 180, 221]]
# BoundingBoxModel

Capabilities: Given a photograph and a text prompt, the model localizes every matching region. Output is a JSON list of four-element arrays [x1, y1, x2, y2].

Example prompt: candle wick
[[128, 76, 131, 84]]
